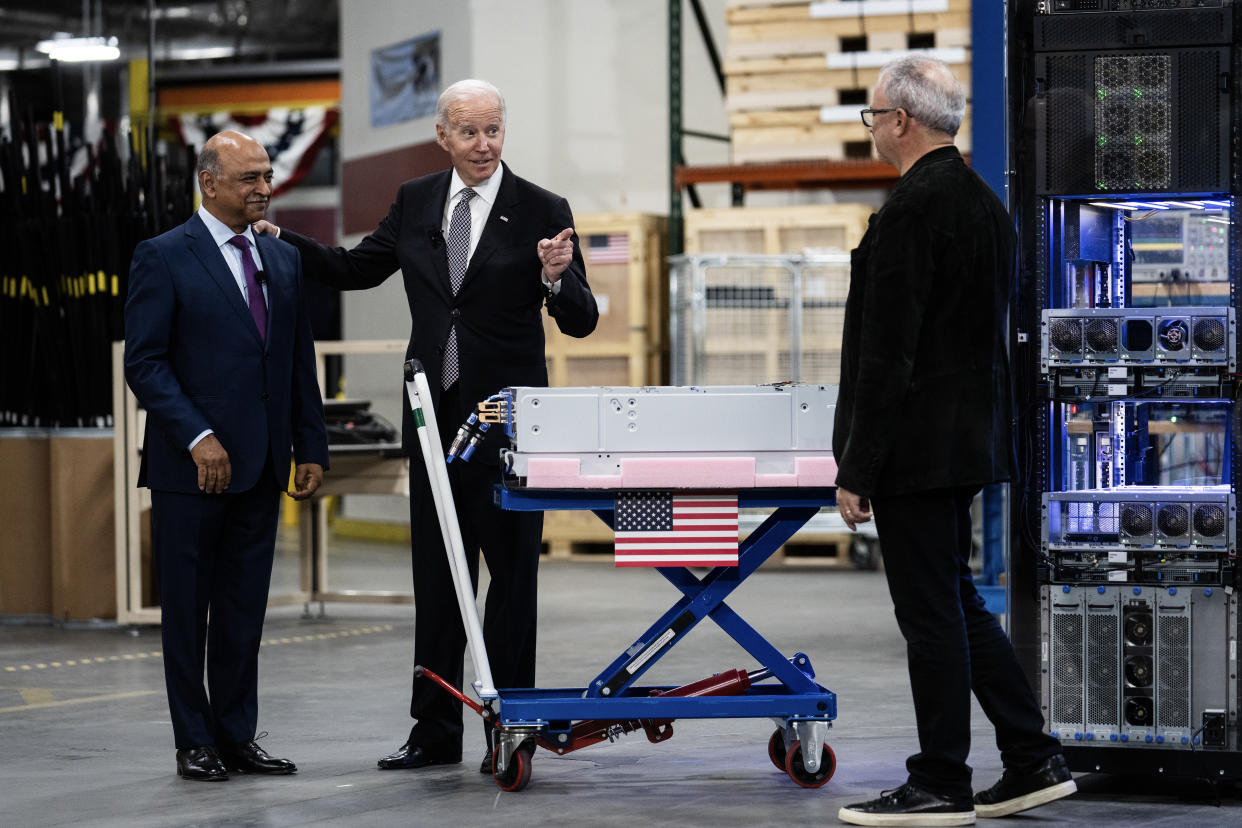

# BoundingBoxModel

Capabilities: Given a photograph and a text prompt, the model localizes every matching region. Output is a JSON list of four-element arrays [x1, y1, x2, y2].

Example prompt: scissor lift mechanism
[[403, 361, 838, 791]]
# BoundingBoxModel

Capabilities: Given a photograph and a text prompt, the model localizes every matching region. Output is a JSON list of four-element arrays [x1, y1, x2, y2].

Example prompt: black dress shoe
[[838, 783, 975, 826], [974, 753, 1076, 818], [176, 746, 229, 781], [480, 747, 493, 774], [377, 742, 462, 770], [217, 740, 297, 775]]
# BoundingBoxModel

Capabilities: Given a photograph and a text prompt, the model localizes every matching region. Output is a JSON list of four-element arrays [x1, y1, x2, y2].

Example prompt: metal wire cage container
[[668, 253, 853, 386]]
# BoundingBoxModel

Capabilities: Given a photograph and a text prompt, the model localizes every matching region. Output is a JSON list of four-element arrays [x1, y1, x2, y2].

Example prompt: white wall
[[466, 0, 730, 213]]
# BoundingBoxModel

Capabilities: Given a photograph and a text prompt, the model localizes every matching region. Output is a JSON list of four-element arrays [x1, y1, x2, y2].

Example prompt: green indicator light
[[1097, 89, 1106, 100], [1098, 136, 1108, 147], [1133, 88, 1143, 98], [1134, 135, 1143, 145]]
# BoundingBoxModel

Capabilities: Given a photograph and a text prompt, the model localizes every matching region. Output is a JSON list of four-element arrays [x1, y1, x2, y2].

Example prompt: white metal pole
[[403, 360, 498, 699]]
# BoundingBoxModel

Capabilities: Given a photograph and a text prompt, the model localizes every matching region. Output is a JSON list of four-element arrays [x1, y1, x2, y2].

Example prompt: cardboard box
[[0, 433, 53, 616]]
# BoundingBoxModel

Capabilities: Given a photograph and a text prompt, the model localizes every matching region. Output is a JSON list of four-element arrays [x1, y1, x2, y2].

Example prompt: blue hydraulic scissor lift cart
[[403, 361, 838, 792]]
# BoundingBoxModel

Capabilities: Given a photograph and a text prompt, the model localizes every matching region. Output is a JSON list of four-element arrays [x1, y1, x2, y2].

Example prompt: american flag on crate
[[587, 232, 629, 264], [614, 491, 739, 567]]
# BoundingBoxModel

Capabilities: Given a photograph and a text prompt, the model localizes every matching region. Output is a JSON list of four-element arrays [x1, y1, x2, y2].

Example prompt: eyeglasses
[[860, 107, 899, 128]]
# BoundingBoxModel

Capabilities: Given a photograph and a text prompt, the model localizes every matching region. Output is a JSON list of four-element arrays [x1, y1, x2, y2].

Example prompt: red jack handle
[[413, 664, 488, 719]]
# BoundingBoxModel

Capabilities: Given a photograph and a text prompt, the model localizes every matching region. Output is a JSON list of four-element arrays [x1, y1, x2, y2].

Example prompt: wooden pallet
[[725, 59, 973, 107], [542, 509, 615, 558], [545, 212, 668, 387], [726, 23, 970, 62], [731, 114, 973, 163], [725, 23, 972, 131], [684, 203, 875, 255], [727, 0, 972, 44], [724, 0, 973, 164]]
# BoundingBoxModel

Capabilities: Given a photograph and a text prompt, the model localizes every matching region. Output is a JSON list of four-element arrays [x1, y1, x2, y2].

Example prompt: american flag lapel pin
[[498, 215, 509, 222]]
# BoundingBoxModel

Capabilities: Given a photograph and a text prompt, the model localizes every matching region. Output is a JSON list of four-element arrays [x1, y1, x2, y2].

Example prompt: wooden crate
[[541, 214, 668, 553], [726, 21, 969, 61], [727, 0, 972, 45], [725, 49, 972, 113], [684, 203, 874, 255], [545, 212, 668, 388], [724, 0, 973, 163]]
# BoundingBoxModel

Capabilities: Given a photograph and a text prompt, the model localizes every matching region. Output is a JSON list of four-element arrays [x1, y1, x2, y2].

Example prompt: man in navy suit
[[124, 130, 329, 781], [255, 79, 598, 773]]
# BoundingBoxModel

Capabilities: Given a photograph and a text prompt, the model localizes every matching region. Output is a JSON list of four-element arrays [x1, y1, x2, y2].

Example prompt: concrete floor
[[2, 530, 1240, 827]]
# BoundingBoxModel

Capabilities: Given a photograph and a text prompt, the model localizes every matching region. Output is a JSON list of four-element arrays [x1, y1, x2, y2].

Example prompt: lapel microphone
[[255, 271, 269, 286]]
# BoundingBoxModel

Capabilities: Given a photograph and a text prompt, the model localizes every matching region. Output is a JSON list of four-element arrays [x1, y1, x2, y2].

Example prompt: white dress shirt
[[196, 205, 269, 306]]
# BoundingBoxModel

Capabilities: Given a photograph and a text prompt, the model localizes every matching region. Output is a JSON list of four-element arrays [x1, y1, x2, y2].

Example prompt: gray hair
[[436, 79, 506, 128], [878, 55, 965, 137], [196, 146, 221, 179]]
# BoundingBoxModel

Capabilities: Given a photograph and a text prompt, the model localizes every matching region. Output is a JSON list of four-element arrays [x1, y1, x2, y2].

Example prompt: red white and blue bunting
[[175, 106, 338, 196]]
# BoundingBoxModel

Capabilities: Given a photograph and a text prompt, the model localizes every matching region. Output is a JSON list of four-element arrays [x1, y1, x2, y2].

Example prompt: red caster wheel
[[767, 729, 789, 771], [784, 740, 836, 788], [492, 739, 535, 792]]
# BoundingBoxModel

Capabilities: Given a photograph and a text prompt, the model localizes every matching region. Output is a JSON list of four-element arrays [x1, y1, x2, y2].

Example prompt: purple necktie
[[227, 234, 267, 341]]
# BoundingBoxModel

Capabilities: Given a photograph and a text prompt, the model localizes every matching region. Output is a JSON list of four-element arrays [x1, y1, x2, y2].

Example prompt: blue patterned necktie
[[442, 187, 475, 388], [227, 235, 266, 341]]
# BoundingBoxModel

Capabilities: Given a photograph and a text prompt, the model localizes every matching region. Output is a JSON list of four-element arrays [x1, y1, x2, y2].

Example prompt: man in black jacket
[[834, 57, 1075, 827], [255, 79, 598, 774]]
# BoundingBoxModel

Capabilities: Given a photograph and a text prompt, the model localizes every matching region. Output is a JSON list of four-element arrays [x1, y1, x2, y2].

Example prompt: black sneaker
[[973, 754, 1076, 818], [838, 783, 976, 826]]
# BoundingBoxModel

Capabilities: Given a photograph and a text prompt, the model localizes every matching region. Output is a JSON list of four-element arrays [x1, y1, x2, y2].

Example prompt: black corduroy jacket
[[832, 146, 1015, 497]]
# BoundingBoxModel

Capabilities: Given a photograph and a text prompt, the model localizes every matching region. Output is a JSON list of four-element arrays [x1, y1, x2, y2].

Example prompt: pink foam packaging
[[523, 456, 837, 489]]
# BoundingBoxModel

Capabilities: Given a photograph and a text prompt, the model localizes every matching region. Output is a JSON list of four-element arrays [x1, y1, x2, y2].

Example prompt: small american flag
[[588, 233, 630, 264], [614, 492, 739, 567]]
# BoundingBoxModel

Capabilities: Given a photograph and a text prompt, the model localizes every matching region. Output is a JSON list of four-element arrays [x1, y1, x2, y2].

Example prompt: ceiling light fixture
[[35, 36, 120, 63]]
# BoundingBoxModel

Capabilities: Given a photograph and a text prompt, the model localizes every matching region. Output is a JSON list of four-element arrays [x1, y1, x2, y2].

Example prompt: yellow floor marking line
[[3, 624, 395, 673], [0, 690, 159, 714], [19, 688, 55, 705]]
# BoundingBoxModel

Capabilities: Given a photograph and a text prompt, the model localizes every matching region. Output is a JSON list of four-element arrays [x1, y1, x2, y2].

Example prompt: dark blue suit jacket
[[124, 211, 329, 494]]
